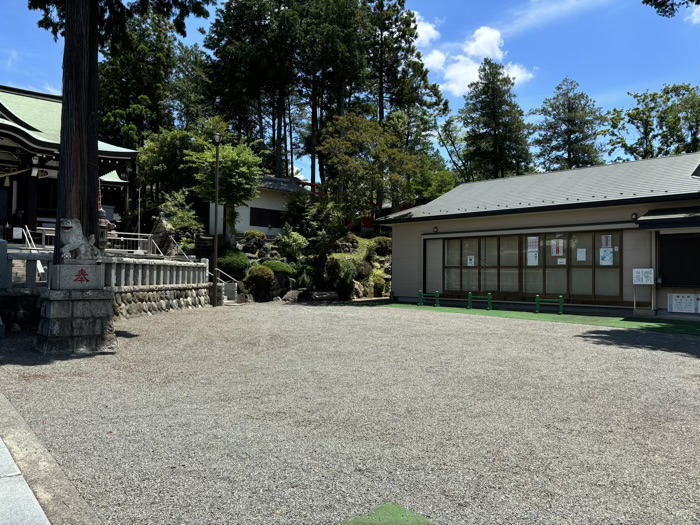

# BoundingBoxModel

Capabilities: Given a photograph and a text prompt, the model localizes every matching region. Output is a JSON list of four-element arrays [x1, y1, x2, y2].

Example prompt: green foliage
[[605, 84, 700, 160], [244, 265, 275, 301], [370, 269, 386, 297], [459, 59, 531, 179], [218, 250, 250, 280], [97, 12, 177, 149], [244, 230, 267, 242], [367, 236, 392, 259], [139, 128, 198, 192], [262, 260, 295, 277], [642, 0, 699, 17], [531, 78, 605, 171], [275, 225, 309, 262], [325, 257, 357, 299], [188, 140, 263, 212], [170, 43, 213, 130], [158, 189, 204, 250]]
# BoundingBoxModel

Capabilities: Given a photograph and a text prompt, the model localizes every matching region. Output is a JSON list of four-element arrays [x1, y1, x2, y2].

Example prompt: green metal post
[[418, 290, 423, 306], [559, 296, 564, 315], [435, 291, 440, 307], [467, 292, 472, 309], [535, 295, 540, 313], [487, 293, 492, 311]]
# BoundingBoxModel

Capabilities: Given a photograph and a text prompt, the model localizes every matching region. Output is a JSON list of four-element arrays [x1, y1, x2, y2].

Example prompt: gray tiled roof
[[381, 153, 700, 224]]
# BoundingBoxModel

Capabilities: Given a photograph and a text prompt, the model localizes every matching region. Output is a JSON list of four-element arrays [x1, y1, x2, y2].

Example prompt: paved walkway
[[0, 303, 699, 524], [0, 438, 50, 525]]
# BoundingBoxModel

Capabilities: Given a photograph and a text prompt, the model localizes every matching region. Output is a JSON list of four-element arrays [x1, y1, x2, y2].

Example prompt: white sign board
[[632, 268, 654, 286], [668, 294, 697, 314], [12, 227, 22, 240]]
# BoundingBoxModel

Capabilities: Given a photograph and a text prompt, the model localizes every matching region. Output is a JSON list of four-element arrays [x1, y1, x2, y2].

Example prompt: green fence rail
[[535, 295, 564, 315], [418, 290, 440, 307], [467, 292, 492, 310]]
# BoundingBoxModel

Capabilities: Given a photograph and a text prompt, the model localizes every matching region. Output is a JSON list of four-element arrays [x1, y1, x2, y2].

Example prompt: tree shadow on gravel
[[0, 334, 120, 367], [575, 329, 700, 359], [289, 300, 390, 308]]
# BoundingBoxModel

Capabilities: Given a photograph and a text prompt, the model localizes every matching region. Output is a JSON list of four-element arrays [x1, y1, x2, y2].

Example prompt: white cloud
[[415, 12, 441, 48], [502, 0, 614, 36], [42, 83, 62, 96], [686, 6, 700, 24], [440, 26, 534, 97], [442, 56, 481, 96], [464, 26, 504, 60], [423, 49, 447, 72], [504, 63, 535, 84], [3, 49, 18, 71]]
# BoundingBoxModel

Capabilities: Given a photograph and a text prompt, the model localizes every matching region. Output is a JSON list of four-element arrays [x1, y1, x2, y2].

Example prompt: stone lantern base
[[36, 263, 116, 355]]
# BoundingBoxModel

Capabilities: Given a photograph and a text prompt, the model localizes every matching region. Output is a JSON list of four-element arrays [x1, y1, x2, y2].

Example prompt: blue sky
[[2, 0, 700, 172]]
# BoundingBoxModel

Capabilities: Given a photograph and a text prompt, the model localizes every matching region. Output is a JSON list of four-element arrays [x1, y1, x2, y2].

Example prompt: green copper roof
[[0, 85, 137, 158]]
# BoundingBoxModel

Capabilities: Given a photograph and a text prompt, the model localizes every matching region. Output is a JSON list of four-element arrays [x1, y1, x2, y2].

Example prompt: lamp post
[[212, 132, 221, 307]]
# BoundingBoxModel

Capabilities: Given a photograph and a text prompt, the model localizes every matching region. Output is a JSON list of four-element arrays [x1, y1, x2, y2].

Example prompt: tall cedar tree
[[298, 0, 366, 185], [460, 59, 531, 180], [531, 78, 605, 171], [169, 43, 213, 130], [206, 0, 299, 178], [28, 0, 212, 261], [98, 12, 176, 150]]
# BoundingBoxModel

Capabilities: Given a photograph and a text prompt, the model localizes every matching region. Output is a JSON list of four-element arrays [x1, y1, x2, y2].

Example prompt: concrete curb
[[0, 438, 50, 525], [0, 393, 102, 525]]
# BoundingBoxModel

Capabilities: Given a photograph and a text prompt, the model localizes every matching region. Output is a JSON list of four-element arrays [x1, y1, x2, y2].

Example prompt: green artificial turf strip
[[341, 504, 432, 525], [387, 304, 700, 336]]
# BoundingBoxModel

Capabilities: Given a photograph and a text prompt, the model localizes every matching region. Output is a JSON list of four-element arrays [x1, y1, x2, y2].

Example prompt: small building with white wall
[[208, 176, 309, 239], [380, 153, 700, 316]]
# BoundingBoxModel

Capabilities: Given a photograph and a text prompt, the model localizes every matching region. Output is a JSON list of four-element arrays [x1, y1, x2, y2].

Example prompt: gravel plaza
[[1, 302, 700, 524]]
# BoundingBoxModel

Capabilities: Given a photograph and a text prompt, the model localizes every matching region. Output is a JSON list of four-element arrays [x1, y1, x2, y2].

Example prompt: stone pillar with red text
[[37, 261, 116, 354]]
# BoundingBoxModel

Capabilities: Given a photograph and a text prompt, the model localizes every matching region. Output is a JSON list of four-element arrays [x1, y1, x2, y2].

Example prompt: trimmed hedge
[[217, 250, 250, 280], [263, 260, 295, 277], [244, 230, 267, 242], [366, 236, 392, 259], [244, 265, 275, 301]]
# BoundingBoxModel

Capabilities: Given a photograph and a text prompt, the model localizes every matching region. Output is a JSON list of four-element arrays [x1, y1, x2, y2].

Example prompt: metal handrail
[[151, 238, 165, 257], [216, 268, 236, 283], [169, 236, 191, 259], [23, 226, 46, 276]]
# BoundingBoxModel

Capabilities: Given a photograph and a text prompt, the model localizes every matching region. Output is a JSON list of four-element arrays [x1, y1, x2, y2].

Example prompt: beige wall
[[235, 189, 290, 237], [390, 199, 700, 307]]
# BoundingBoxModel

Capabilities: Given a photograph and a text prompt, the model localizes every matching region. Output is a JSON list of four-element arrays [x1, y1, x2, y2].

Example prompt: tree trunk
[[288, 95, 294, 177], [54, 0, 95, 264], [310, 79, 318, 186], [275, 90, 284, 178]]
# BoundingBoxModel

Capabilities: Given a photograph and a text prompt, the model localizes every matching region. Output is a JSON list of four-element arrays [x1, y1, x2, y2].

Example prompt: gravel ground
[[1, 302, 700, 525]]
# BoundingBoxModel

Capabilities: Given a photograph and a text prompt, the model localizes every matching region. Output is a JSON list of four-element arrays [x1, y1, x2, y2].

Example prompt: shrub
[[369, 236, 392, 257], [355, 260, 373, 280], [370, 269, 386, 297], [244, 230, 267, 242], [217, 250, 250, 280], [262, 260, 295, 277], [325, 257, 357, 300], [275, 225, 309, 262], [244, 265, 275, 301]]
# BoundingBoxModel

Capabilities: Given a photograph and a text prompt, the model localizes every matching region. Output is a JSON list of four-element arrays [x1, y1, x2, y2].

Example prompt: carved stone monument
[[36, 219, 116, 355]]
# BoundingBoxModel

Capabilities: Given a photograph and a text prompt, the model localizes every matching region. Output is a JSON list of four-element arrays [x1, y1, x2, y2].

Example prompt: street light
[[212, 132, 221, 307]]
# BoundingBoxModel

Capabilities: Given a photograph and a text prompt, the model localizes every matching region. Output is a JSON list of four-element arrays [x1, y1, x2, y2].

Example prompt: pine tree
[[531, 78, 605, 171], [460, 59, 531, 180]]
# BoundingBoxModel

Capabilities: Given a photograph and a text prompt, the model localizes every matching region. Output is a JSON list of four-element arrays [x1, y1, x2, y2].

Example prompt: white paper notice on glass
[[576, 248, 587, 262], [551, 239, 564, 256], [527, 251, 539, 266], [599, 247, 614, 266], [467, 255, 476, 267], [527, 236, 538, 252], [557, 258, 567, 265], [601, 234, 612, 248]]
